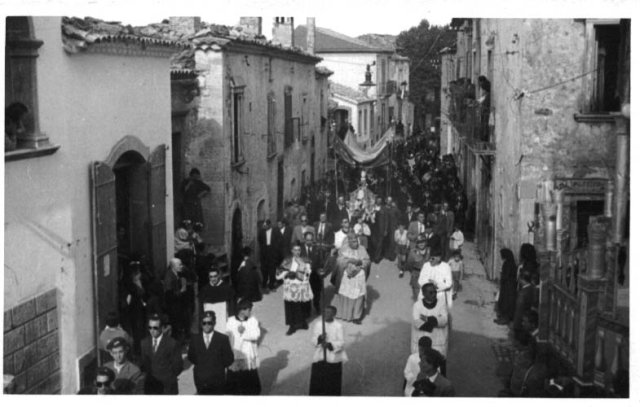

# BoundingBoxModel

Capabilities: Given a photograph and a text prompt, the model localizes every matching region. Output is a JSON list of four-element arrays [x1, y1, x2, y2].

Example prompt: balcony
[[448, 80, 493, 146]]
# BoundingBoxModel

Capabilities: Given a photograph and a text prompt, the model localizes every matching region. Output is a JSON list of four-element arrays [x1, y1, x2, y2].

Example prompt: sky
[[1, 0, 636, 38]]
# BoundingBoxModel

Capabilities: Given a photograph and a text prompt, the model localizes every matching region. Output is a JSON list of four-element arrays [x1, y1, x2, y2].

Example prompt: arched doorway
[[230, 208, 243, 289], [112, 150, 150, 353], [114, 151, 150, 267]]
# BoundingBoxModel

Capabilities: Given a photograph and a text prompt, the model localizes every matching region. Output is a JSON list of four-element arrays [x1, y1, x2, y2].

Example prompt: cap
[[106, 336, 129, 351]]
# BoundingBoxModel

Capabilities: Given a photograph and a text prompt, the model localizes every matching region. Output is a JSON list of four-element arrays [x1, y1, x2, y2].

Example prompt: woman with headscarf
[[331, 232, 370, 324], [495, 248, 518, 325]]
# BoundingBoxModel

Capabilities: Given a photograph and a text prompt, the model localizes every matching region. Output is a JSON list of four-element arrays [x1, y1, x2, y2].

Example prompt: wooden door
[[148, 145, 167, 279], [91, 161, 118, 352]]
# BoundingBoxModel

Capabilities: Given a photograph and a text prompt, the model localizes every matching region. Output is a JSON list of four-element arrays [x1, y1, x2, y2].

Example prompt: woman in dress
[[331, 232, 370, 324], [276, 243, 314, 335], [226, 300, 261, 395], [495, 248, 518, 325]]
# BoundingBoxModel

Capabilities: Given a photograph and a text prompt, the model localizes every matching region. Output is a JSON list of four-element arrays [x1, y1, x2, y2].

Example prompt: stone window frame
[[5, 16, 60, 161], [266, 92, 277, 159], [230, 79, 246, 166], [575, 19, 622, 123]]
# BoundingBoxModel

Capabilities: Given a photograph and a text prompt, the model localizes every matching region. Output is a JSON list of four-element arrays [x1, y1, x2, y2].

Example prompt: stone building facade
[[295, 24, 413, 142], [170, 18, 331, 273], [440, 19, 625, 279]]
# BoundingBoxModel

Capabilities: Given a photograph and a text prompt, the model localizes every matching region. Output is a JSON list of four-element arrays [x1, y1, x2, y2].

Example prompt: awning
[[333, 127, 394, 168]]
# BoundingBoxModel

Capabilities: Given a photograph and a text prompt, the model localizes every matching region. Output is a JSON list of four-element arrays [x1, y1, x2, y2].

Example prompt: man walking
[[301, 231, 325, 314], [187, 311, 234, 394], [104, 337, 144, 394], [309, 306, 347, 395], [258, 219, 282, 291], [140, 314, 183, 394]]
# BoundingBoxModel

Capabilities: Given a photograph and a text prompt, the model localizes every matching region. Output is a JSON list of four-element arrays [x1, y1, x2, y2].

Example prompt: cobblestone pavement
[[178, 240, 509, 396]]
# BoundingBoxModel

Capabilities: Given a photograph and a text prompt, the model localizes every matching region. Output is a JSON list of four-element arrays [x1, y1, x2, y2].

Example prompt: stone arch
[[104, 135, 150, 167]]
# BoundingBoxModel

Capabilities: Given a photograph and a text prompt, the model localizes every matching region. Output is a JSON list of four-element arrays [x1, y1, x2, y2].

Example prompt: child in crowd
[[448, 250, 465, 299], [394, 223, 410, 278], [449, 225, 464, 253]]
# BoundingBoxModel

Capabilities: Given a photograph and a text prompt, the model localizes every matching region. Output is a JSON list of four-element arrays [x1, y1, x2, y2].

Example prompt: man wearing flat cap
[[104, 337, 144, 394]]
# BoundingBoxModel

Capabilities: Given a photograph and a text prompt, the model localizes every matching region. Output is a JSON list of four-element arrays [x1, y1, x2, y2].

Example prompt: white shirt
[[311, 320, 347, 364], [403, 352, 421, 397], [266, 228, 272, 246], [203, 332, 213, 348], [418, 262, 453, 308], [152, 333, 163, 352], [334, 230, 348, 249], [226, 316, 260, 371]]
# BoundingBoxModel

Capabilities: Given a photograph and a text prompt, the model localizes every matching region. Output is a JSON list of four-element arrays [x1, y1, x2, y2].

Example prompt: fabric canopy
[[333, 127, 395, 168]]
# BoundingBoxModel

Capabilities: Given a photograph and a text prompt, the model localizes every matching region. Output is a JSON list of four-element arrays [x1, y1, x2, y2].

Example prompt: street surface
[[178, 241, 509, 396]]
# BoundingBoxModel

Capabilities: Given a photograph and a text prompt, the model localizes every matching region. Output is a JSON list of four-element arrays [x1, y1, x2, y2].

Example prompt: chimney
[[238, 17, 262, 36], [169, 17, 201, 36], [272, 17, 294, 48], [306, 17, 315, 54]]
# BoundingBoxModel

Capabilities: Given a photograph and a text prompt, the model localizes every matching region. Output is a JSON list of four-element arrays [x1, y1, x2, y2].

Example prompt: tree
[[396, 20, 456, 133]]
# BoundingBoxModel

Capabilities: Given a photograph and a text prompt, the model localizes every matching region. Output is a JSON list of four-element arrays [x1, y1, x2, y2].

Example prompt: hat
[[106, 336, 129, 351]]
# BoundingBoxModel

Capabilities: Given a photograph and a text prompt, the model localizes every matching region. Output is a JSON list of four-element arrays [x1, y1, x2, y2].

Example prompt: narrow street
[[178, 240, 509, 396]]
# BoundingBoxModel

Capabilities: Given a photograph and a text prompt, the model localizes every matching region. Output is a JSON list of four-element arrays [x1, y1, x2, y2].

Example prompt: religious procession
[[6, 14, 629, 399]]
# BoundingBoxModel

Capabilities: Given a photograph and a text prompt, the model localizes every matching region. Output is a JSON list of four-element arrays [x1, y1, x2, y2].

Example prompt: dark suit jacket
[[301, 243, 324, 272], [140, 334, 183, 394], [236, 258, 263, 302], [314, 221, 334, 246], [432, 373, 455, 396], [258, 227, 282, 266], [278, 226, 293, 258], [187, 331, 234, 393]]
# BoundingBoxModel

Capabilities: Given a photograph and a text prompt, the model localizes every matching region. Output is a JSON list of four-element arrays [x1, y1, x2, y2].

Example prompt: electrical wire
[[526, 69, 597, 95]]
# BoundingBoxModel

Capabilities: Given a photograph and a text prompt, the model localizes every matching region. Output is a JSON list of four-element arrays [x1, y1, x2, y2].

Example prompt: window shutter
[[148, 145, 167, 280], [90, 161, 118, 339]]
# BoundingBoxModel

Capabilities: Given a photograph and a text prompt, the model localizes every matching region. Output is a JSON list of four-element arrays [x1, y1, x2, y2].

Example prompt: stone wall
[[4, 289, 60, 394]]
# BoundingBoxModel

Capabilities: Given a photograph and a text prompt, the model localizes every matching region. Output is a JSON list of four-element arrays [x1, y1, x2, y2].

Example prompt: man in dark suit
[[314, 212, 334, 247], [384, 197, 401, 261], [301, 231, 325, 314], [277, 219, 293, 262], [412, 348, 455, 397], [187, 311, 234, 395], [328, 196, 350, 231], [140, 314, 184, 394], [257, 219, 282, 291], [371, 197, 390, 263]]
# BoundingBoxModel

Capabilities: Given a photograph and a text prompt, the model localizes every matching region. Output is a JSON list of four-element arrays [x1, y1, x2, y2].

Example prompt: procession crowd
[[81, 133, 548, 397]]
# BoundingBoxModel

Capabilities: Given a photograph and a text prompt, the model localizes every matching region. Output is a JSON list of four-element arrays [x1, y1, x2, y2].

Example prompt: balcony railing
[[548, 283, 579, 366], [593, 314, 629, 395]]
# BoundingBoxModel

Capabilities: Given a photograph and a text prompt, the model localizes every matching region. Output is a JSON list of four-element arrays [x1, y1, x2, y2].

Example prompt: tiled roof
[[61, 17, 189, 53], [330, 81, 373, 103], [295, 25, 394, 53], [315, 66, 334, 76], [190, 28, 320, 62]]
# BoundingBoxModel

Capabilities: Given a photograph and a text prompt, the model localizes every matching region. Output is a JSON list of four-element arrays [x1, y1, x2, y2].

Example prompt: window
[[267, 93, 276, 157], [369, 105, 374, 136], [594, 24, 621, 112], [5, 16, 58, 160], [231, 85, 245, 164], [358, 109, 362, 136], [284, 86, 293, 148], [364, 109, 368, 137]]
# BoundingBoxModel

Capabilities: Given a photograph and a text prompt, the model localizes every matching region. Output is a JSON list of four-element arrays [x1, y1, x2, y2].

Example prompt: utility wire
[[526, 69, 597, 95]]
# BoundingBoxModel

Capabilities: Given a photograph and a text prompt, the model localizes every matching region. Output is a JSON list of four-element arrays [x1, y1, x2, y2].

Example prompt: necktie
[[205, 334, 210, 349], [308, 245, 312, 255], [152, 338, 158, 353], [319, 223, 324, 238]]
